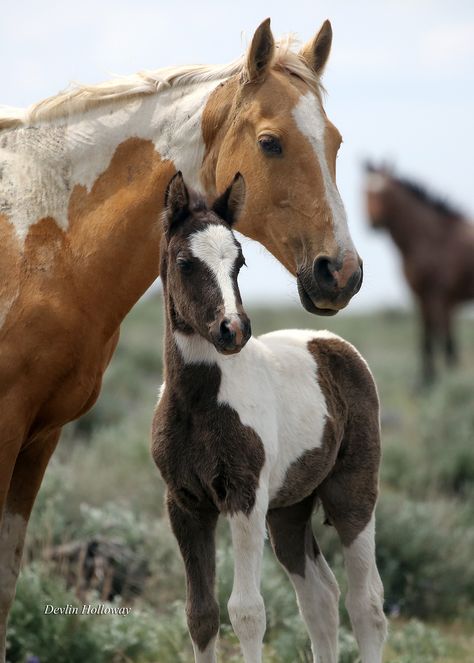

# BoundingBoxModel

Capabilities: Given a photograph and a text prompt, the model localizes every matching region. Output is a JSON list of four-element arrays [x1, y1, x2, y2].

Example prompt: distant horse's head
[[364, 161, 393, 228], [161, 172, 251, 355], [203, 19, 362, 315]]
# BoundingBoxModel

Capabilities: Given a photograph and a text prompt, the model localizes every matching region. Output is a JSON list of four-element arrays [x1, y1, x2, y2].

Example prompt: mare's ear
[[163, 171, 189, 237], [245, 18, 275, 82], [299, 20, 332, 76], [212, 173, 246, 227]]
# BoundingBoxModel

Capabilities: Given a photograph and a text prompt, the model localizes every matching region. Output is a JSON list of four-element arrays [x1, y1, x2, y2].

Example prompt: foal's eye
[[177, 258, 193, 274], [258, 134, 283, 157]]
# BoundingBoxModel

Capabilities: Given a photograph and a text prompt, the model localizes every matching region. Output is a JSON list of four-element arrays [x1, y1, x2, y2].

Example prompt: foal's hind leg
[[319, 471, 387, 663], [166, 494, 219, 663], [267, 495, 340, 663]]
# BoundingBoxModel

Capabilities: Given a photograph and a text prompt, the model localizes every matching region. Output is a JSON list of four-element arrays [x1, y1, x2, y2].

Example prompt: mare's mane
[[0, 37, 320, 131], [395, 176, 464, 220], [366, 163, 464, 221]]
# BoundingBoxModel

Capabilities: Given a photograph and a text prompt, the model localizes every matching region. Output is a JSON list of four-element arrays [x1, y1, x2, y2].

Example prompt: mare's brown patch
[[1, 139, 173, 441]]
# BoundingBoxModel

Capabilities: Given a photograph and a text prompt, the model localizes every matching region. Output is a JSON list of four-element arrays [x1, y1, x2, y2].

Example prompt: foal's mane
[[0, 37, 319, 131]]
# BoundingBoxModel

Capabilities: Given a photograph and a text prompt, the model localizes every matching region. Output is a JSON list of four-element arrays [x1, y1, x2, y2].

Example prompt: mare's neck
[[15, 81, 224, 337], [384, 188, 443, 255]]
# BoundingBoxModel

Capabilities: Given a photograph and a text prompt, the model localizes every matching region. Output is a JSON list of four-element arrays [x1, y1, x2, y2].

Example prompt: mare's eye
[[177, 257, 193, 274], [258, 134, 283, 156]]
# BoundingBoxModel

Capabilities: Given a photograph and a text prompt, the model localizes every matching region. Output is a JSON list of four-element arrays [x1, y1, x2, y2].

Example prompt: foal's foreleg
[[166, 494, 219, 663], [227, 487, 268, 663], [267, 495, 340, 663]]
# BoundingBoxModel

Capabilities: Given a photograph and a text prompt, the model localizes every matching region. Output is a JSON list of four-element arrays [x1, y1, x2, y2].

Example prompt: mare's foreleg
[[167, 493, 219, 663], [227, 487, 268, 663], [267, 494, 340, 663], [1, 429, 60, 663]]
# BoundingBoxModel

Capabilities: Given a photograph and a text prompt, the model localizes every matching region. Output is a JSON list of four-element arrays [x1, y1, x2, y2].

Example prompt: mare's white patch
[[365, 172, 388, 194], [189, 225, 239, 318], [0, 79, 221, 246], [173, 328, 329, 500], [292, 92, 355, 255]]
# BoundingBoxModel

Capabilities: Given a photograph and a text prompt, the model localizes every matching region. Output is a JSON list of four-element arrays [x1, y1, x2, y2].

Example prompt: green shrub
[[376, 492, 474, 619]]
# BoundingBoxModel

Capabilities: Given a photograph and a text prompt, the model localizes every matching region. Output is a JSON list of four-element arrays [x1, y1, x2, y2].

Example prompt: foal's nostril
[[219, 319, 235, 343], [313, 255, 338, 288]]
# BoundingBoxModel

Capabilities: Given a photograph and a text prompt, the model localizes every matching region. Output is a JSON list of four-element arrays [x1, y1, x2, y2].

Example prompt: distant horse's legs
[[0, 428, 60, 663], [441, 306, 458, 367], [419, 298, 436, 384], [319, 467, 387, 663], [166, 494, 219, 663], [227, 487, 268, 663], [267, 494, 340, 663]]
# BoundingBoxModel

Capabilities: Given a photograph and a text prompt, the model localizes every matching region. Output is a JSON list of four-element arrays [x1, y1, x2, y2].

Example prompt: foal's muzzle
[[210, 314, 251, 354]]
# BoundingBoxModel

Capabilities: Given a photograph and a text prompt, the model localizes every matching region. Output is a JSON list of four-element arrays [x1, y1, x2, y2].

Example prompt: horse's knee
[[346, 587, 387, 640], [186, 599, 219, 652], [228, 592, 266, 641]]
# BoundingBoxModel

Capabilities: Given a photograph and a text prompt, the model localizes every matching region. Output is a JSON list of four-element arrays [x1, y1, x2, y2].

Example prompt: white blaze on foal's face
[[189, 224, 240, 319]]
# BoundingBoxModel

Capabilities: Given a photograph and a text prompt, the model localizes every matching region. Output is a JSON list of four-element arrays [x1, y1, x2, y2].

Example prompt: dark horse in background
[[365, 163, 474, 383]]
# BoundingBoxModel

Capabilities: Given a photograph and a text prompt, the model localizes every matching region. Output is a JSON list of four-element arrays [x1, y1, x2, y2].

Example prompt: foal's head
[[161, 172, 251, 355]]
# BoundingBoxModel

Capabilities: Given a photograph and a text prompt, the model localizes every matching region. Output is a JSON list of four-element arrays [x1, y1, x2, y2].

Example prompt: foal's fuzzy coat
[[152, 173, 387, 663]]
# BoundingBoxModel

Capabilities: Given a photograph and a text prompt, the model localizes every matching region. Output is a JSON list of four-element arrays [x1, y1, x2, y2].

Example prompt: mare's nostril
[[313, 256, 337, 288]]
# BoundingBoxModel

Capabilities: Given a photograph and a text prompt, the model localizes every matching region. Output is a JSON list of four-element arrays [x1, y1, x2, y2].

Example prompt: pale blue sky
[[2, 1, 473, 311]]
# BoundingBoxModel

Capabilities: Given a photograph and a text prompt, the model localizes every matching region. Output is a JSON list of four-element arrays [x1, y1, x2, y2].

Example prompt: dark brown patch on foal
[[311, 336, 380, 547], [268, 334, 380, 575]]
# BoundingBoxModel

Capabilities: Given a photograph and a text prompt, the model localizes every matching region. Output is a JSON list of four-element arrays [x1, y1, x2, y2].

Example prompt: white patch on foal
[[292, 92, 355, 254], [189, 225, 239, 319], [343, 514, 387, 663], [290, 554, 340, 663], [173, 328, 330, 501]]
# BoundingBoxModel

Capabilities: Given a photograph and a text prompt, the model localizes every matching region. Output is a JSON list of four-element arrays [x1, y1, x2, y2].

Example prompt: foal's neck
[[162, 298, 229, 392]]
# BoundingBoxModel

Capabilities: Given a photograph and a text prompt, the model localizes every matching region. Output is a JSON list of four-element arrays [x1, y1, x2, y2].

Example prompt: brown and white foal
[[152, 173, 387, 663]]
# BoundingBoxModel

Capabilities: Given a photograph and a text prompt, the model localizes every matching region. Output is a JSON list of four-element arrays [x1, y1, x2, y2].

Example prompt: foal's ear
[[212, 173, 246, 226], [163, 171, 189, 237], [299, 20, 333, 76], [245, 18, 275, 82]]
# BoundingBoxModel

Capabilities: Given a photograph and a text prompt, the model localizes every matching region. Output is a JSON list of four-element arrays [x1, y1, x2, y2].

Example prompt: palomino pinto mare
[[365, 163, 474, 383], [152, 173, 386, 663], [0, 18, 362, 658]]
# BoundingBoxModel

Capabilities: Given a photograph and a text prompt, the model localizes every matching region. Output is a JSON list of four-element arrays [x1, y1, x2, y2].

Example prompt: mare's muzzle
[[297, 252, 363, 315], [210, 314, 251, 354]]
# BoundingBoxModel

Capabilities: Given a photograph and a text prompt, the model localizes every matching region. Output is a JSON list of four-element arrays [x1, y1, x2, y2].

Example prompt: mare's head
[[204, 19, 362, 315], [364, 162, 394, 229], [161, 172, 251, 355]]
